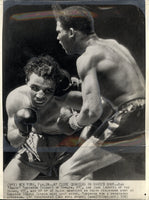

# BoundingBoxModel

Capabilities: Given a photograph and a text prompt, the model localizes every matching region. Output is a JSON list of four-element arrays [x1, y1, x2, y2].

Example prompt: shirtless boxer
[[54, 6, 145, 180], [4, 54, 115, 181], [4, 54, 84, 181]]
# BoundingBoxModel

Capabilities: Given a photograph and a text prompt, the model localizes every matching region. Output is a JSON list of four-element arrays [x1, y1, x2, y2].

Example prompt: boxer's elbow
[[7, 136, 19, 148], [7, 130, 26, 148], [7, 135, 19, 148], [9, 140, 20, 148]]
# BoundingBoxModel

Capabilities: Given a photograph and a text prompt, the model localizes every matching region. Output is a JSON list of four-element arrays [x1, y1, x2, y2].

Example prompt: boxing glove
[[14, 108, 37, 136], [54, 75, 71, 96], [57, 107, 75, 135], [54, 68, 81, 97]]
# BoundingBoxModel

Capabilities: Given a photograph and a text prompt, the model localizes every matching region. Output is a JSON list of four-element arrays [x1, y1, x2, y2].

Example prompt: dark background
[[3, 2, 145, 179], [3, 4, 145, 124]]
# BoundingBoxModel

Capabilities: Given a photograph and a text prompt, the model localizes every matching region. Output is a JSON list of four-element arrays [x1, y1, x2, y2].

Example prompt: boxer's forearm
[[68, 99, 102, 131], [7, 129, 27, 148], [76, 81, 102, 126], [76, 66, 103, 126], [76, 102, 102, 126]]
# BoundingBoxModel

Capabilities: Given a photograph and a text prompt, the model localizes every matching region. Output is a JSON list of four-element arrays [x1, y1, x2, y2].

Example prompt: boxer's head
[[24, 55, 62, 84], [55, 6, 95, 35], [55, 6, 95, 55], [24, 55, 69, 107]]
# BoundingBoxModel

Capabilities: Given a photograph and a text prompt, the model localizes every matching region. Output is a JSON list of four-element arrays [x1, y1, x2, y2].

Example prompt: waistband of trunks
[[118, 98, 145, 111], [31, 130, 62, 137]]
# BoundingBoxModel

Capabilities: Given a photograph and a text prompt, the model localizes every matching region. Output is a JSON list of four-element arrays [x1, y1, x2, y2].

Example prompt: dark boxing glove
[[14, 108, 37, 136], [54, 69, 81, 97], [57, 107, 75, 135], [54, 70, 71, 96], [54, 76, 71, 96]]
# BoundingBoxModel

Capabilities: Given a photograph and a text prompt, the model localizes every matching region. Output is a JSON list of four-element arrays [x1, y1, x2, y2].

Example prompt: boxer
[[4, 54, 83, 180], [53, 6, 145, 180]]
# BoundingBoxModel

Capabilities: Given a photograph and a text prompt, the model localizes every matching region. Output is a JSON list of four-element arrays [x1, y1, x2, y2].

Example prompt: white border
[[0, 0, 3, 199], [0, 0, 148, 199], [145, 0, 149, 199]]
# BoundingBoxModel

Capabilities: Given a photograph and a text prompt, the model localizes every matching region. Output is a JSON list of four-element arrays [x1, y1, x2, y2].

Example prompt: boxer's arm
[[63, 91, 82, 110], [77, 67, 102, 125], [57, 106, 75, 135], [6, 92, 29, 148], [7, 116, 27, 148], [63, 77, 82, 110], [75, 56, 103, 126], [55, 76, 82, 110], [68, 53, 103, 131]]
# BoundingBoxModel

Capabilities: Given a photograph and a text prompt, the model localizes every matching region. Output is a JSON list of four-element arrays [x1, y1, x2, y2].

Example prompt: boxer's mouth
[[59, 42, 64, 48], [34, 98, 47, 105]]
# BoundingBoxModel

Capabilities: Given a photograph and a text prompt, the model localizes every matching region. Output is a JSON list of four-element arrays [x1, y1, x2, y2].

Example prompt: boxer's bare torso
[[7, 85, 68, 135], [4, 83, 77, 180], [77, 36, 145, 108]]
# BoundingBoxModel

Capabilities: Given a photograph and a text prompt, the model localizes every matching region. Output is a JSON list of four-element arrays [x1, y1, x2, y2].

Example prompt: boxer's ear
[[25, 74, 30, 83], [69, 28, 76, 38]]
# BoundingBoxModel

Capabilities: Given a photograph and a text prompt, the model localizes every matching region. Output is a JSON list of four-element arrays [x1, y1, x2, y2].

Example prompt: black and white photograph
[[2, 0, 148, 199]]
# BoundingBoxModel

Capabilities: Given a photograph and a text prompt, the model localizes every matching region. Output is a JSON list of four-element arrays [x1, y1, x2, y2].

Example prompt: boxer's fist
[[57, 107, 75, 135], [14, 108, 37, 136]]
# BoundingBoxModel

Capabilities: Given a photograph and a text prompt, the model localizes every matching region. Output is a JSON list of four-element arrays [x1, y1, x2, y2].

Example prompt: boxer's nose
[[36, 90, 45, 99]]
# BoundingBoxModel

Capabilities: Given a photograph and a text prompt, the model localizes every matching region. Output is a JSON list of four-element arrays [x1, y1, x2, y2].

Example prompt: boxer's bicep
[[6, 92, 28, 147], [6, 94, 21, 131], [7, 116, 18, 135], [6, 91, 25, 117], [7, 114, 27, 148]]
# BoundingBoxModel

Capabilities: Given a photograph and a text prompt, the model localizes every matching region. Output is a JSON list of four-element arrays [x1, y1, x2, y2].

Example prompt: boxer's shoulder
[[76, 47, 105, 78], [7, 85, 30, 96], [6, 85, 31, 116], [77, 45, 105, 67]]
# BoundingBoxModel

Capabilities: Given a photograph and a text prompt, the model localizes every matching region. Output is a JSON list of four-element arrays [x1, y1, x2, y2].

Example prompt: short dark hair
[[54, 6, 95, 35], [24, 55, 64, 86]]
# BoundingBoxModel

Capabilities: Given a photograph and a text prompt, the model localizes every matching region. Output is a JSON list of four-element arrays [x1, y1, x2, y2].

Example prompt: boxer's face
[[27, 73, 55, 107], [56, 21, 73, 55]]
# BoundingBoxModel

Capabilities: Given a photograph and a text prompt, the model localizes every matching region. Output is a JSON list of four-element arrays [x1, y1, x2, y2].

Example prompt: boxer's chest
[[33, 102, 62, 134]]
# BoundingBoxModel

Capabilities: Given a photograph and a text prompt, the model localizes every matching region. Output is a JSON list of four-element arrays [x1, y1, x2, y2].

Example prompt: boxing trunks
[[15, 133, 79, 177], [93, 98, 145, 147]]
